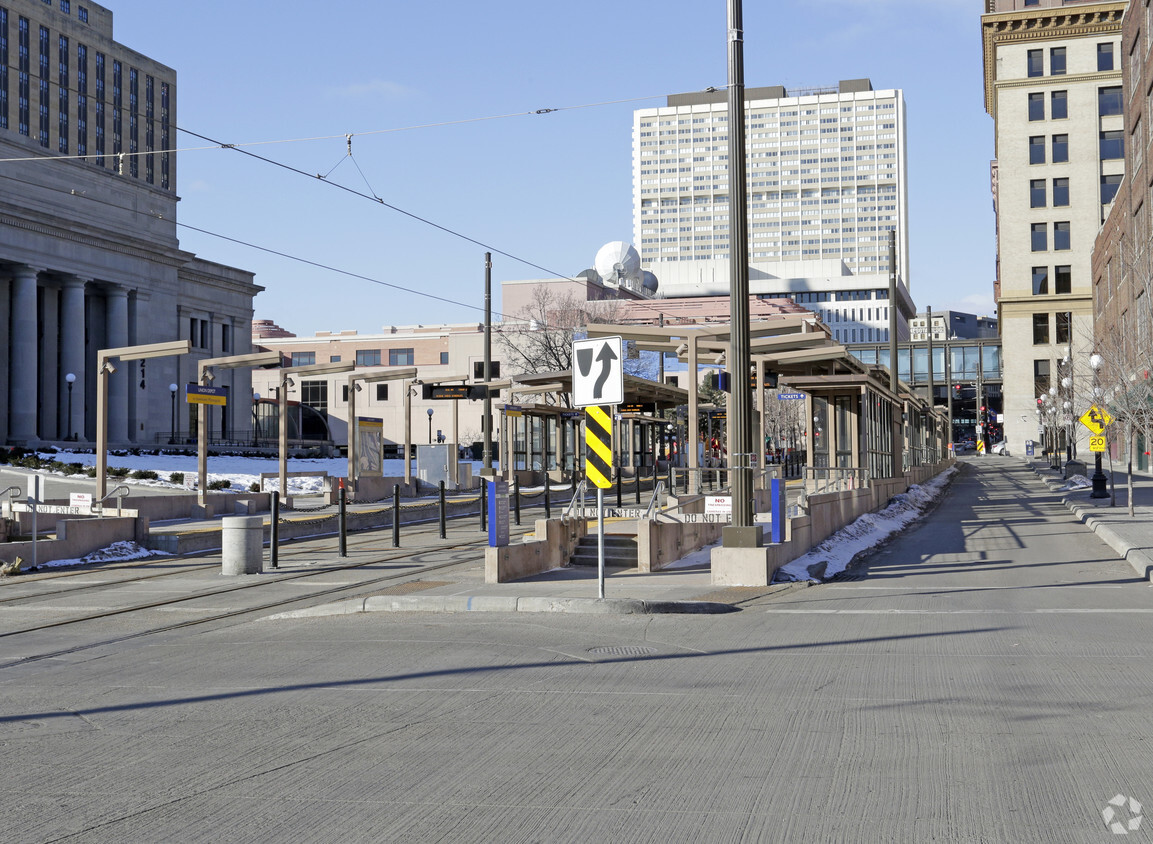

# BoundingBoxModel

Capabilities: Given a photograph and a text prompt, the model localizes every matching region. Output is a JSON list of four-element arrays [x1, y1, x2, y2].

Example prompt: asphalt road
[[3, 459, 1150, 842]]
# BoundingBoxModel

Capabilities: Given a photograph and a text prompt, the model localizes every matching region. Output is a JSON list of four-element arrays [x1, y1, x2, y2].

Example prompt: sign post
[[573, 336, 623, 600]]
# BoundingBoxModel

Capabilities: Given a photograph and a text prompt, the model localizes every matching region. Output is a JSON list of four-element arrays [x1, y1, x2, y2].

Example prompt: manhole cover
[[587, 645, 658, 657]]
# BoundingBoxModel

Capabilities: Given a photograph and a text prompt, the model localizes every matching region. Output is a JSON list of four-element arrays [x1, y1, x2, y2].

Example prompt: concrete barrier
[[221, 516, 263, 575], [0, 516, 144, 570], [484, 517, 587, 583]]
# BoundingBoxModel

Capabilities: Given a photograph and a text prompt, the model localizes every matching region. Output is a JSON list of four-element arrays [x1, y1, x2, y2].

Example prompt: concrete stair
[[569, 534, 638, 568]]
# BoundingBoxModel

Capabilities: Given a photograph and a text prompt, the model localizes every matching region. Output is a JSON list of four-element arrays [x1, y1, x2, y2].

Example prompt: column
[[10, 266, 40, 441], [40, 282, 59, 439], [105, 284, 130, 444], [60, 277, 88, 441], [0, 272, 10, 444]]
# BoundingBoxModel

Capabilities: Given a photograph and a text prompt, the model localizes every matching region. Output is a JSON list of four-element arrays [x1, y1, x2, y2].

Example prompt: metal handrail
[[563, 479, 587, 519], [98, 484, 130, 517], [643, 481, 665, 520]]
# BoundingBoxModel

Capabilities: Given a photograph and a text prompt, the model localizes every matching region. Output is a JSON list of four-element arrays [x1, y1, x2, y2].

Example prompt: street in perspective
[[2, 457, 1152, 842]]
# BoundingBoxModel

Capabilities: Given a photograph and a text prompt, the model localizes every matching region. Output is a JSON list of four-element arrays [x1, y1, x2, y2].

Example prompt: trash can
[[221, 515, 264, 575]]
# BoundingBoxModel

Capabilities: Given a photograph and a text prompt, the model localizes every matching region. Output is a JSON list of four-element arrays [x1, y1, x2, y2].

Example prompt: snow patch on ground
[[1058, 474, 1093, 491], [776, 466, 958, 582], [32, 541, 165, 570]]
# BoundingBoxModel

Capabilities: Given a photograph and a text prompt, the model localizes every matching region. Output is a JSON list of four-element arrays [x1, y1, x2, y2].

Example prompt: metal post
[[616, 471, 622, 508], [668, 465, 675, 497], [513, 476, 521, 526], [392, 484, 401, 548], [270, 490, 279, 569], [438, 480, 447, 539], [480, 478, 488, 531], [597, 486, 605, 600], [544, 474, 552, 520], [338, 479, 347, 557], [635, 465, 641, 505], [483, 252, 494, 475], [888, 229, 900, 477]]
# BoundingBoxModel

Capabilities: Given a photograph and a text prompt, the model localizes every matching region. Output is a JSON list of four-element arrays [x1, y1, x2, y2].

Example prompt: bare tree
[[1094, 207, 1153, 515], [499, 286, 624, 406]]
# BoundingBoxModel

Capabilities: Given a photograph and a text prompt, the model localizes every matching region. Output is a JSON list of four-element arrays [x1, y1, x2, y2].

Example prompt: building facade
[[632, 80, 909, 282], [982, 0, 1126, 453], [910, 310, 999, 342], [0, 0, 261, 447]]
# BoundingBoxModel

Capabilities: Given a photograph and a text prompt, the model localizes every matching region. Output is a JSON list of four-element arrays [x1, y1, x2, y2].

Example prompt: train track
[[0, 522, 533, 667]]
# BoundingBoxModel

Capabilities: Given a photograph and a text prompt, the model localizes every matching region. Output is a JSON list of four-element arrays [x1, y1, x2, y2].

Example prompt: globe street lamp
[[427, 407, 434, 444], [1089, 353, 1109, 499], [169, 383, 179, 444], [65, 372, 76, 440]]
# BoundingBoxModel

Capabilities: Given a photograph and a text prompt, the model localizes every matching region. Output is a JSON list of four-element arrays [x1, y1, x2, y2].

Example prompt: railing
[[644, 481, 665, 520], [153, 431, 335, 452], [97, 484, 131, 517], [563, 479, 588, 519], [804, 467, 868, 495]]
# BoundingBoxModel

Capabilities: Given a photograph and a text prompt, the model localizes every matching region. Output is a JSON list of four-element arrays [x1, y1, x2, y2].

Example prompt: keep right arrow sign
[[572, 336, 623, 407]]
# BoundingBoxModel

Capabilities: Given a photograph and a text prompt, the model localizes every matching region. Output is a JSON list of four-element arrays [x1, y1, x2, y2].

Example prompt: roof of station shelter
[[510, 370, 690, 410]]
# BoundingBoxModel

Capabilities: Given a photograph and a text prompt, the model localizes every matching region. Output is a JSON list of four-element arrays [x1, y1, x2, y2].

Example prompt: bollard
[[438, 480, 447, 539], [392, 484, 401, 548], [544, 474, 552, 520], [513, 476, 522, 526], [222, 516, 263, 575], [636, 468, 642, 505], [270, 490, 280, 569], [616, 472, 622, 508], [668, 465, 675, 497], [480, 479, 488, 532], [338, 480, 347, 557]]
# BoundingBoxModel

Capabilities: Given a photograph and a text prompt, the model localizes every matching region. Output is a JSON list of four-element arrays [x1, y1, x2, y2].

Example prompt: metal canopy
[[512, 369, 689, 409]]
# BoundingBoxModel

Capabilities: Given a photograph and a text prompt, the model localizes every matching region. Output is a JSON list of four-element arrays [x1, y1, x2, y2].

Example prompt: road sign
[[584, 404, 613, 489], [1090, 435, 1107, 452], [186, 384, 227, 406], [572, 336, 623, 407], [777, 392, 805, 401], [1080, 405, 1112, 435]]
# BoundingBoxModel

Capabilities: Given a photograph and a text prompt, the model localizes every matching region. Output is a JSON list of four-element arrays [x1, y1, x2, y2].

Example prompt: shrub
[[130, 469, 159, 480], [207, 479, 232, 490], [169, 472, 185, 485], [65, 462, 86, 475], [249, 482, 260, 492], [108, 466, 129, 478], [85, 467, 97, 478]]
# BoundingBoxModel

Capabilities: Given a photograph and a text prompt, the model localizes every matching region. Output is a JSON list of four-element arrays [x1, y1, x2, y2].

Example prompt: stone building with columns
[[0, 0, 261, 447]]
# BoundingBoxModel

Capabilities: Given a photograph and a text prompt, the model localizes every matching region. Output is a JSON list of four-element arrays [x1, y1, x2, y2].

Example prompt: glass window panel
[[1032, 266, 1049, 295], [1051, 90, 1068, 119]]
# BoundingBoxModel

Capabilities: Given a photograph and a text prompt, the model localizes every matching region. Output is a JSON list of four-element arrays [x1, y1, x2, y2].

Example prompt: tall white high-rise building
[[631, 80, 909, 283]]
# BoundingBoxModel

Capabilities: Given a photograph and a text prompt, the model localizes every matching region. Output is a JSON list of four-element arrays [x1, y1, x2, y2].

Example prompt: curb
[[1064, 500, 1153, 581], [268, 594, 739, 619]]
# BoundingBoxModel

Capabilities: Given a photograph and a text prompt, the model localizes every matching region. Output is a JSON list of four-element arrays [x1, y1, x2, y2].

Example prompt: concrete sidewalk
[[1030, 458, 1153, 580]]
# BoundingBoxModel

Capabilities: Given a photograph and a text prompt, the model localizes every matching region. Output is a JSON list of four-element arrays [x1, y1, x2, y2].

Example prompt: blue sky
[[108, 0, 992, 335]]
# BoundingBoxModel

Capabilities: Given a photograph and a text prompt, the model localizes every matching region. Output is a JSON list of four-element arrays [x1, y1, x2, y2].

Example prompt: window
[[1050, 47, 1066, 75], [1031, 179, 1047, 208], [1054, 221, 1071, 250], [1028, 49, 1044, 78], [221, 323, 231, 354], [341, 385, 349, 402], [1034, 359, 1051, 395], [1099, 86, 1123, 115], [1031, 223, 1047, 252], [1055, 265, 1071, 295], [1028, 92, 1045, 121], [355, 349, 381, 367], [1055, 311, 1071, 345], [376, 383, 388, 401], [1100, 129, 1124, 159], [1029, 135, 1045, 164], [290, 351, 315, 366], [439, 351, 449, 365], [1101, 173, 1122, 204], [329, 355, 341, 363], [1052, 134, 1068, 162], [1033, 313, 1050, 345], [1053, 177, 1069, 206], [1032, 266, 1049, 295], [1051, 90, 1068, 119], [1099, 42, 1115, 71], [389, 347, 414, 366]]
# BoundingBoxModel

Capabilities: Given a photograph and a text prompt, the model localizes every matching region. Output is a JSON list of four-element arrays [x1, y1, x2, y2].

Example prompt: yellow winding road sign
[[1079, 405, 1112, 435]]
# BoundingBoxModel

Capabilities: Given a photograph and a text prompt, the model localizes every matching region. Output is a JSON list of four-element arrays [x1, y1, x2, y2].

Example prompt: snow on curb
[[775, 466, 959, 583]]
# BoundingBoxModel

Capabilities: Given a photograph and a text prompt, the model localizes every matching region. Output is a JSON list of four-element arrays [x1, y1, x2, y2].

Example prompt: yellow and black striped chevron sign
[[584, 405, 613, 489]]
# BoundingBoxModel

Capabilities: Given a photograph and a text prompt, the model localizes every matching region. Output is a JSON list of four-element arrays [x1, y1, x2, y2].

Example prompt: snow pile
[[776, 465, 958, 582], [38, 541, 166, 569], [1059, 474, 1093, 491]]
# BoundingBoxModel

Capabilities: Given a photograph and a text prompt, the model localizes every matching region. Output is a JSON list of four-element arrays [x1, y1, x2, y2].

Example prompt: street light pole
[[1089, 353, 1109, 498], [65, 372, 76, 440], [427, 407, 434, 444], [169, 383, 178, 444]]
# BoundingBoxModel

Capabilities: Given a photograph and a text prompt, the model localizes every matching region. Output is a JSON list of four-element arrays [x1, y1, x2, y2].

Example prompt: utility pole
[[723, 0, 757, 547], [482, 251, 494, 476]]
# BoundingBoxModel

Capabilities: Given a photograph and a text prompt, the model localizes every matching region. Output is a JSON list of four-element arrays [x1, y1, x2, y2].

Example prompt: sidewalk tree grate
[[587, 646, 658, 657]]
